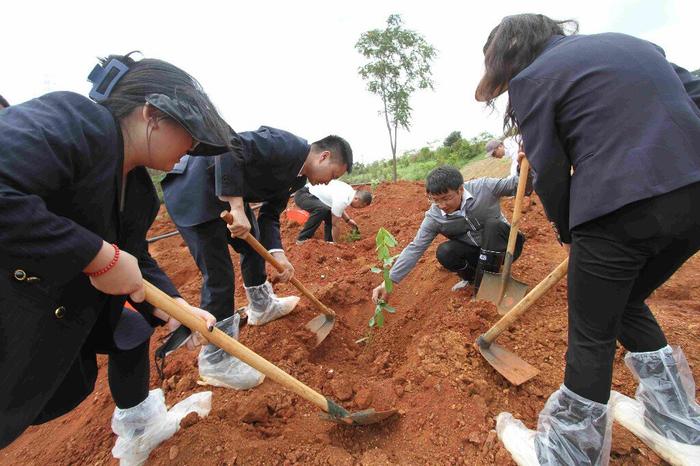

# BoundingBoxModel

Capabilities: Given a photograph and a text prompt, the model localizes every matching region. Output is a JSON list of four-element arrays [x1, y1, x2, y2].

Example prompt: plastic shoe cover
[[245, 281, 300, 326], [451, 279, 470, 291], [497, 385, 612, 466], [496, 412, 540, 466], [624, 345, 700, 446], [611, 391, 699, 466], [111, 389, 212, 466], [198, 314, 265, 389], [535, 385, 612, 466]]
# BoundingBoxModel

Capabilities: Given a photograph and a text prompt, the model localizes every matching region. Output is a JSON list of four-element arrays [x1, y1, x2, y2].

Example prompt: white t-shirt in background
[[308, 179, 355, 217], [503, 137, 520, 177]]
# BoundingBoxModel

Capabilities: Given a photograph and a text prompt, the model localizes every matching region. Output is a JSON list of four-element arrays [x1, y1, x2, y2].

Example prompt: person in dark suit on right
[[476, 14, 700, 465]]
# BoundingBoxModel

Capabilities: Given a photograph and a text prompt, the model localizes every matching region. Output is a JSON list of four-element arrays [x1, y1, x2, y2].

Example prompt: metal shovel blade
[[305, 314, 335, 347], [476, 272, 530, 315], [319, 408, 399, 425], [476, 338, 539, 386]]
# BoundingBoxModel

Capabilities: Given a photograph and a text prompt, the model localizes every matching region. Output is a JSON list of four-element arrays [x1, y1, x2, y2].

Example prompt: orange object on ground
[[286, 207, 310, 224]]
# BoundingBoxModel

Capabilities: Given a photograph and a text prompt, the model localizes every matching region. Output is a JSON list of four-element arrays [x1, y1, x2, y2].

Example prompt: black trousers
[[177, 204, 267, 321], [435, 219, 525, 280], [108, 340, 150, 409], [294, 187, 333, 241], [565, 181, 700, 404]]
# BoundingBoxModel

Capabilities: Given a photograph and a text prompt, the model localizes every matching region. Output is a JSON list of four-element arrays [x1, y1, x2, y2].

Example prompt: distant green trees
[[443, 131, 462, 147], [342, 132, 493, 184]]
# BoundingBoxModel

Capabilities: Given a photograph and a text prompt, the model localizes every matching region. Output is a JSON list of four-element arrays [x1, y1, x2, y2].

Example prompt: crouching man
[[294, 179, 372, 243], [372, 165, 526, 303]]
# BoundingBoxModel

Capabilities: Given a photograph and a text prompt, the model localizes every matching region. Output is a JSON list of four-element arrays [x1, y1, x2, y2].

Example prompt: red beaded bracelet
[[86, 243, 120, 278]]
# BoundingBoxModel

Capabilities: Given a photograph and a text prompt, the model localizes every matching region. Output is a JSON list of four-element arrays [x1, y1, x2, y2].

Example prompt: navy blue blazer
[[162, 126, 309, 250], [0, 92, 180, 447], [509, 33, 700, 243]]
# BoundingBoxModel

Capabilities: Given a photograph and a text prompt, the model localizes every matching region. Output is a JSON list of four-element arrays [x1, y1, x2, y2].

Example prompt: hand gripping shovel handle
[[220, 211, 336, 318], [499, 158, 531, 287], [478, 257, 569, 347], [142, 280, 347, 417]]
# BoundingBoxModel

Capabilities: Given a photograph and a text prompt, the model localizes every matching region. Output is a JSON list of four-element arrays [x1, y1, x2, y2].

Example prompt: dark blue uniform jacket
[[162, 126, 309, 250], [509, 33, 700, 242], [0, 92, 179, 447]]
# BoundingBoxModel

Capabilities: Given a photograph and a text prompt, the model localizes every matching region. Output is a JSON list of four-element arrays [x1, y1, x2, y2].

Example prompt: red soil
[[2, 180, 698, 465]]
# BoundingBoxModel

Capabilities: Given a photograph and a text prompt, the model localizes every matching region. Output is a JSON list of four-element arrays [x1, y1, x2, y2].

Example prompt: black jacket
[[0, 92, 179, 447], [509, 33, 700, 243], [162, 126, 309, 250]]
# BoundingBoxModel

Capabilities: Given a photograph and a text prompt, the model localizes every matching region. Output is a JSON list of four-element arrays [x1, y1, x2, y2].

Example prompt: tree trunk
[[381, 93, 398, 183], [391, 122, 398, 182]]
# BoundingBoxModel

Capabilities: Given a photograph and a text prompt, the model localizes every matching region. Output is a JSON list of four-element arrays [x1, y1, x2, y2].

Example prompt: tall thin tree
[[356, 14, 437, 182]]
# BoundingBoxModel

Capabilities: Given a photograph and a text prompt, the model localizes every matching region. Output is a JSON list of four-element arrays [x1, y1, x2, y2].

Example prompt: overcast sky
[[3, 0, 696, 163]]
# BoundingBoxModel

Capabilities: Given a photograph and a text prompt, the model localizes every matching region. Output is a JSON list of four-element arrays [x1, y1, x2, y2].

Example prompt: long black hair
[[98, 52, 231, 150], [475, 14, 578, 134]]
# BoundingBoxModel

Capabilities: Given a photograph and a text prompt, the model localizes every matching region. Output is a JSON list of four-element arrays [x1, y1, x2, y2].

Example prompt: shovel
[[220, 211, 336, 347], [475, 258, 569, 385], [476, 158, 530, 315], [143, 280, 397, 425]]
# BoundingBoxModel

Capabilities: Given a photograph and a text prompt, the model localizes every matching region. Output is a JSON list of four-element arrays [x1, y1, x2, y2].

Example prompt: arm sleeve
[[483, 175, 519, 198], [389, 215, 439, 283], [138, 249, 179, 298], [127, 246, 180, 327], [509, 77, 572, 243], [215, 150, 246, 197], [650, 42, 700, 109], [672, 63, 700, 110], [0, 95, 109, 284]]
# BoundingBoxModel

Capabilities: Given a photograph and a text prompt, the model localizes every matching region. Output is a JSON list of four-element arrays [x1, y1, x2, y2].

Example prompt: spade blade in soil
[[477, 340, 539, 386], [319, 408, 399, 425], [305, 314, 335, 347], [476, 271, 529, 315]]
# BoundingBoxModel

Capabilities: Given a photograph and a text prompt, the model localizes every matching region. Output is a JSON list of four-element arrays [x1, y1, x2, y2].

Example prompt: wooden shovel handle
[[504, 157, 530, 259], [481, 257, 568, 346], [220, 211, 336, 318], [143, 280, 330, 411], [506, 157, 530, 256], [496, 158, 530, 300]]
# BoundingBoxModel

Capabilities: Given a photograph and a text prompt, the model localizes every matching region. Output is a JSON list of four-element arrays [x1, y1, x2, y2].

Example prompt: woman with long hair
[[476, 14, 700, 465], [0, 52, 236, 463]]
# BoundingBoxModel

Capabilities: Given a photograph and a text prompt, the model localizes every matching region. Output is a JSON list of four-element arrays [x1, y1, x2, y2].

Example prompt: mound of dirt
[[2, 181, 697, 465]]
